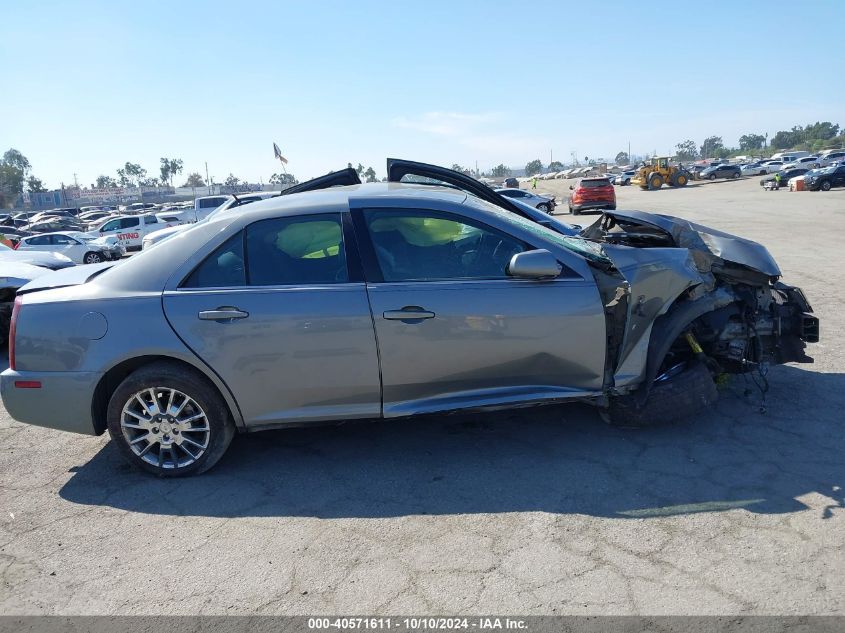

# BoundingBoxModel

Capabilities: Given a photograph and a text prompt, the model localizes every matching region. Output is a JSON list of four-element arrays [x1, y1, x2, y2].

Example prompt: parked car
[[494, 188, 555, 213], [758, 161, 786, 174], [0, 242, 74, 270], [613, 170, 638, 185], [0, 160, 818, 477], [142, 192, 280, 249], [781, 156, 821, 171], [568, 177, 616, 214], [15, 231, 124, 264], [161, 195, 232, 225], [0, 262, 54, 345], [699, 164, 742, 180], [89, 214, 177, 252], [740, 163, 767, 176], [759, 168, 809, 186], [502, 177, 519, 188], [814, 151, 845, 169], [805, 164, 845, 191], [25, 218, 86, 234]]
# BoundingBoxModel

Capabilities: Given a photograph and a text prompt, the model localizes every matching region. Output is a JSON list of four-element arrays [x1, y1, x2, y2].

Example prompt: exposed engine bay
[[581, 210, 819, 395]]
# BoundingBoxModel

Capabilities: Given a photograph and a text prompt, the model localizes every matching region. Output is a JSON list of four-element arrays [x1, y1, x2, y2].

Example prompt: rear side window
[[198, 197, 227, 209], [182, 213, 347, 288], [26, 235, 50, 246], [246, 214, 347, 285], [579, 179, 611, 188], [143, 215, 158, 224]]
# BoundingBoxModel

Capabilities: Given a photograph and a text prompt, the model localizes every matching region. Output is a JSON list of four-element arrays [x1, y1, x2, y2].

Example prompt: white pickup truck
[[155, 195, 232, 226], [89, 214, 178, 252]]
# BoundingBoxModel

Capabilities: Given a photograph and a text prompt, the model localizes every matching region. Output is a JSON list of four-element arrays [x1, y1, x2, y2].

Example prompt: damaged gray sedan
[[0, 160, 819, 477]]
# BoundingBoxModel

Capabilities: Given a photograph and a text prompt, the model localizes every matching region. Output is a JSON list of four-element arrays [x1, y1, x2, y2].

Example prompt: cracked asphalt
[[1, 178, 844, 615]]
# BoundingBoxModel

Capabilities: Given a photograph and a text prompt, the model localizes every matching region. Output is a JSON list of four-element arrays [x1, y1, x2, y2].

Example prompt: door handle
[[383, 306, 435, 321], [198, 307, 249, 322]]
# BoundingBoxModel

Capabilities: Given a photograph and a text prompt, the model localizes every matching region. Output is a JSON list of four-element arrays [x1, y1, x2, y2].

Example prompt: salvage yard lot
[[1, 177, 844, 615]]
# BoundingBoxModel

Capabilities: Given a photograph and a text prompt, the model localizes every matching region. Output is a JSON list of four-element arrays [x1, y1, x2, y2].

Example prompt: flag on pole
[[273, 142, 288, 164]]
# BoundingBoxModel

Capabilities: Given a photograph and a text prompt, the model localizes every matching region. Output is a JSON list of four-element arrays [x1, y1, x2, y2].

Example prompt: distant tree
[[2, 149, 31, 174], [159, 158, 183, 187], [0, 148, 30, 207], [25, 176, 46, 192], [803, 121, 840, 141], [451, 163, 465, 172], [491, 164, 511, 177], [699, 136, 724, 159], [269, 173, 296, 186], [614, 151, 629, 165], [738, 134, 766, 151], [118, 162, 146, 186], [139, 177, 160, 187], [770, 127, 804, 150], [363, 167, 377, 183], [96, 175, 118, 188], [183, 172, 206, 188], [524, 159, 543, 176], [548, 160, 564, 171], [224, 174, 241, 188], [675, 140, 698, 160]]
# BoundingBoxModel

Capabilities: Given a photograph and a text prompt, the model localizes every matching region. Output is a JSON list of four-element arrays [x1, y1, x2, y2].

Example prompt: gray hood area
[[584, 209, 782, 277]]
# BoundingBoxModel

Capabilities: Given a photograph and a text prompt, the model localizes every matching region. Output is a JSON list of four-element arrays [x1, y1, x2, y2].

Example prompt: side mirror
[[568, 185, 574, 190], [508, 249, 562, 280]]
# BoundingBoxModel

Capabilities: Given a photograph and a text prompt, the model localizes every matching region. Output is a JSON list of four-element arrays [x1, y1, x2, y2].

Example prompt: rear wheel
[[83, 251, 102, 264], [106, 362, 235, 477]]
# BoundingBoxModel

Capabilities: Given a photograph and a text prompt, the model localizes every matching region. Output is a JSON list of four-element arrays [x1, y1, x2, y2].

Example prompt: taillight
[[12, 242, 19, 250], [8, 296, 21, 371]]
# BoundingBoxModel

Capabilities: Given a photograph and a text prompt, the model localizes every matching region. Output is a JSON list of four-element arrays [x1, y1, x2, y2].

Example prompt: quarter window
[[363, 209, 528, 282]]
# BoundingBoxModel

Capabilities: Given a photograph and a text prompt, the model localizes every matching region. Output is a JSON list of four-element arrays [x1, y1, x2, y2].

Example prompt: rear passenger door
[[162, 212, 381, 428]]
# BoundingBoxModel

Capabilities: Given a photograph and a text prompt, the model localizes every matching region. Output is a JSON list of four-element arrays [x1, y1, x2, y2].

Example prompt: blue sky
[[2, 0, 843, 187]]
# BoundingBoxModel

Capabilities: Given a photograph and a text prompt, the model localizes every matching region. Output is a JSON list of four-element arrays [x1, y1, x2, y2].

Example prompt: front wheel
[[733, 172, 741, 179], [106, 362, 235, 477], [537, 203, 550, 213], [821, 181, 832, 191], [601, 361, 718, 428], [709, 174, 716, 181], [83, 251, 102, 264]]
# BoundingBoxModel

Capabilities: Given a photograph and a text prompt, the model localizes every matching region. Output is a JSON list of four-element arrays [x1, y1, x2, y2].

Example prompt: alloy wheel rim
[[120, 387, 210, 469]]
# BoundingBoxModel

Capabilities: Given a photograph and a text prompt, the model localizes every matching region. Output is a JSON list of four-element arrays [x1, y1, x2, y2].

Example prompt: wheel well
[[91, 356, 225, 435]]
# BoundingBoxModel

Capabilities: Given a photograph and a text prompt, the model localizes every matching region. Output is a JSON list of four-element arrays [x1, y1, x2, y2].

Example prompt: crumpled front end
[[581, 209, 819, 393]]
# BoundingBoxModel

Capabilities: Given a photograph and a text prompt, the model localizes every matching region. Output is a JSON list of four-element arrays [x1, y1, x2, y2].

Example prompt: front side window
[[364, 209, 528, 282], [120, 218, 140, 229], [182, 213, 347, 288], [26, 235, 50, 246], [52, 235, 78, 245], [143, 214, 158, 224]]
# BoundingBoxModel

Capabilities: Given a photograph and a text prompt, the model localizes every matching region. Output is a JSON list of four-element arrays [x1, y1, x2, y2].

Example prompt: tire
[[733, 171, 740, 179], [602, 361, 718, 428], [537, 203, 550, 213], [821, 181, 832, 191], [106, 361, 236, 477], [648, 173, 664, 190], [709, 174, 716, 181], [83, 251, 102, 264], [674, 173, 689, 187], [571, 206, 581, 215]]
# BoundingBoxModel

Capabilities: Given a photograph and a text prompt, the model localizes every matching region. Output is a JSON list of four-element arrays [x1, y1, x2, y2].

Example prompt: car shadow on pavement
[[59, 364, 845, 520]]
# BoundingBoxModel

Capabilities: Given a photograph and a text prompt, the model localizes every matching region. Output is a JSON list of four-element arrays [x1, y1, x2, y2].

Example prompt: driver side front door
[[353, 207, 607, 417]]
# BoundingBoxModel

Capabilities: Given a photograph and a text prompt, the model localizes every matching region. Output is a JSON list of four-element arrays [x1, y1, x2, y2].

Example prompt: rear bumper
[[0, 369, 102, 435], [571, 200, 615, 211]]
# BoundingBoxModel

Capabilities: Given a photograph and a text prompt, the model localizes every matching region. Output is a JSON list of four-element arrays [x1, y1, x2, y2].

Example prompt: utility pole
[[205, 162, 210, 195], [628, 141, 631, 164], [73, 173, 78, 188]]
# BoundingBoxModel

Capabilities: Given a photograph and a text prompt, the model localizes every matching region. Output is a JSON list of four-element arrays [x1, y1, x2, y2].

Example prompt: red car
[[568, 177, 616, 215]]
